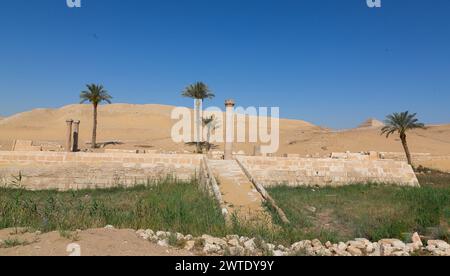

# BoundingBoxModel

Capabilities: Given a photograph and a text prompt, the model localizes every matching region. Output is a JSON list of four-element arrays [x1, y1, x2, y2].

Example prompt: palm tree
[[182, 82, 215, 153], [381, 111, 426, 166], [202, 115, 219, 153], [80, 84, 112, 149]]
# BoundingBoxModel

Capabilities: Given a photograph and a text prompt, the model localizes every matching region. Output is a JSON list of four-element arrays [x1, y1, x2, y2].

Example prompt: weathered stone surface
[[238, 156, 420, 187], [202, 234, 227, 248], [184, 240, 196, 251], [346, 246, 363, 256]]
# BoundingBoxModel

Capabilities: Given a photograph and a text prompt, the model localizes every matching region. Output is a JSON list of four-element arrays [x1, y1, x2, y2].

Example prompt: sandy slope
[[0, 104, 449, 170]]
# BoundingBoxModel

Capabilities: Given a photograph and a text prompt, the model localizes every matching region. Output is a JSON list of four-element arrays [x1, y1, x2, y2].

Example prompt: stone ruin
[[1, 100, 420, 192]]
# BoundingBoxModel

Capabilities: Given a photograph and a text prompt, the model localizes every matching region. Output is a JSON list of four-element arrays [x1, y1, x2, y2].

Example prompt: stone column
[[72, 120, 80, 152], [224, 99, 235, 160], [66, 119, 73, 152]]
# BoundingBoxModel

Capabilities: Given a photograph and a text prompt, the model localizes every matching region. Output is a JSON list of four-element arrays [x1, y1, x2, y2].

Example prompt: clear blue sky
[[0, 0, 449, 129]]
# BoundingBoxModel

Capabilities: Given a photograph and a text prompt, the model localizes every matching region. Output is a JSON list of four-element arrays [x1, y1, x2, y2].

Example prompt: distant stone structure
[[66, 120, 73, 152], [72, 120, 80, 152], [66, 119, 81, 152], [358, 118, 384, 129]]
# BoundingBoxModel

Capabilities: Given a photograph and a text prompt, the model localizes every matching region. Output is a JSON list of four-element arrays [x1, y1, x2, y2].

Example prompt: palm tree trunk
[[195, 99, 201, 153], [400, 133, 413, 166], [92, 104, 98, 149]]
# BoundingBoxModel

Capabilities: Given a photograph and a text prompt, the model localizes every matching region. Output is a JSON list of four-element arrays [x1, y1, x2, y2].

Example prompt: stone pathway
[[207, 159, 272, 225]]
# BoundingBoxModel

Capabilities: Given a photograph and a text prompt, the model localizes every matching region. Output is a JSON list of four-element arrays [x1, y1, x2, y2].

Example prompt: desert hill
[[0, 104, 449, 170]]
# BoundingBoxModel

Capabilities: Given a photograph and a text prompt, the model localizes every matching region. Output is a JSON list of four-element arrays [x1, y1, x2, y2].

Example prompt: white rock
[[239, 236, 250, 243], [202, 234, 227, 247], [104, 225, 115, 230], [365, 243, 375, 253], [311, 239, 322, 248], [348, 240, 366, 250], [337, 242, 347, 251], [203, 243, 222, 254], [185, 234, 194, 241], [273, 250, 287, 256], [291, 240, 311, 251], [347, 246, 363, 256], [266, 243, 276, 251], [427, 240, 450, 250], [228, 238, 240, 247], [228, 246, 245, 256], [156, 231, 167, 239], [380, 244, 394, 256], [411, 232, 423, 247], [333, 248, 351, 256], [391, 251, 409, 256], [176, 233, 184, 241], [379, 239, 406, 249], [184, 240, 196, 251], [244, 239, 257, 252], [145, 229, 154, 236], [157, 239, 169, 247]]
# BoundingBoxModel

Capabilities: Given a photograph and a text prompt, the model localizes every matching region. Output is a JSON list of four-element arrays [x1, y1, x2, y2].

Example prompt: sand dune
[[0, 104, 449, 169]]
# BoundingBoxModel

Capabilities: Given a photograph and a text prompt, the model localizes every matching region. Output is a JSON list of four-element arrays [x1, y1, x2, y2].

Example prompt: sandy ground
[[0, 228, 194, 256], [0, 104, 449, 170]]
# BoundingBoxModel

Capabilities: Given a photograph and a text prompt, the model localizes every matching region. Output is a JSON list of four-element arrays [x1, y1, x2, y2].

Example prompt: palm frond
[[182, 82, 215, 100], [79, 84, 113, 105], [381, 111, 425, 137]]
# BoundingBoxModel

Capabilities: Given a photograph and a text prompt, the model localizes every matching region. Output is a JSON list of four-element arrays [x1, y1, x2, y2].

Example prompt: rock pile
[[135, 228, 450, 256]]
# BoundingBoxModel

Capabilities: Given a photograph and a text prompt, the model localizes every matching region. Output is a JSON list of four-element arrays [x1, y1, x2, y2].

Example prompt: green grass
[[1, 173, 449, 246], [266, 173, 450, 243], [0, 178, 227, 237], [0, 238, 29, 248]]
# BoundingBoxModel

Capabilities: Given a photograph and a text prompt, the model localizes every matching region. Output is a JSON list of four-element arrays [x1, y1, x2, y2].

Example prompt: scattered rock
[[203, 243, 222, 254], [427, 240, 450, 250], [228, 238, 240, 247], [244, 239, 257, 252], [411, 232, 423, 247], [346, 246, 363, 256], [273, 250, 287, 257], [157, 239, 169, 247], [228, 246, 245, 256], [184, 240, 196, 251], [202, 234, 227, 248]]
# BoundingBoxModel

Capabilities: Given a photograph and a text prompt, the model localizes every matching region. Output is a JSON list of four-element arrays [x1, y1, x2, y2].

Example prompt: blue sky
[[0, 0, 449, 129]]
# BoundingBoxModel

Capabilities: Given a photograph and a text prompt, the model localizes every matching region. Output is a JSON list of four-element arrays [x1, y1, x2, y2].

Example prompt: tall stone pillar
[[66, 119, 74, 152], [224, 99, 235, 160], [72, 120, 80, 152]]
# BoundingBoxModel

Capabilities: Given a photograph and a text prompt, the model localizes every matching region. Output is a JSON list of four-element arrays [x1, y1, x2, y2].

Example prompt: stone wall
[[237, 156, 420, 187], [0, 151, 202, 191], [0, 151, 421, 191]]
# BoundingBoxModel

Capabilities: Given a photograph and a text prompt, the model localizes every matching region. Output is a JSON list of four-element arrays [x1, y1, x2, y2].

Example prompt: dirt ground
[[0, 228, 194, 256]]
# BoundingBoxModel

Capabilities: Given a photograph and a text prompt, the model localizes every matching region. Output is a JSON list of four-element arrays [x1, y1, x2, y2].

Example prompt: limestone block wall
[[0, 151, 202, 191], [237, 156, 420, 187]]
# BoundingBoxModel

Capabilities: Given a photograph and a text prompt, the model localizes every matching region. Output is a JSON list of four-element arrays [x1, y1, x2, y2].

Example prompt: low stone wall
[[0, 151, 202, 191], [0, 151, 421, 191], [238, 156, 420, 187]]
